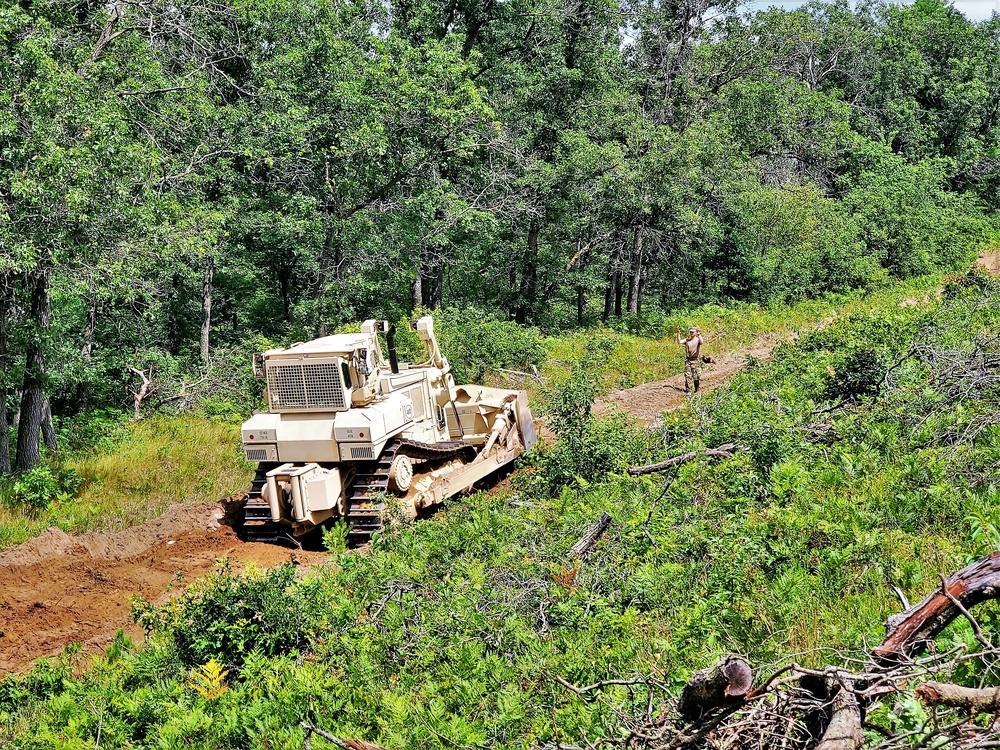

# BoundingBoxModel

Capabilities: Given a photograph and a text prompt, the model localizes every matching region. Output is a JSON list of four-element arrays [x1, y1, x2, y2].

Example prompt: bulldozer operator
[[676, 326, 704, 393]]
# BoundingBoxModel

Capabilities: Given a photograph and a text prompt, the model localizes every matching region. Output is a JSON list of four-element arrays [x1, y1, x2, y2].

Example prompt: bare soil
[[0, 502, 328, 675], [978, 248, 1000, 275]]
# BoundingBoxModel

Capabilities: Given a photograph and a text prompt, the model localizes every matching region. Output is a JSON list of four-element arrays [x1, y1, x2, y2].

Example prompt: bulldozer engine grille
[[267, 362, 346, 411], [245, 447, 271, 462], [349, 446, 375, 460]]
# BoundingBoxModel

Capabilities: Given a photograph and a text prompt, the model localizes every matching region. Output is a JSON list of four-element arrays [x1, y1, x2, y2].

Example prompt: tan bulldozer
[[237, 316, 536, 544]]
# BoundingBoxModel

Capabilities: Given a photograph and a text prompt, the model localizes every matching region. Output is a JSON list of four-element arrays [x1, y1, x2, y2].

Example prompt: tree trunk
[[412, 266, 423, 310], [815, 690, 862, 750], [614, 271, 623, 318], [431, 261, 444, 308], [516, 220, 539, 325], [167, 272, 181, 355], [15, 263, 52, 472], [0, 396, 8, 475], [602, 277, 612, 322], [277, 265, 293, 322], [200, 255, 214, 364], [41, 398, 57, 451], [75, 292, 98, 413], [875, 551, 1000, 663], [0, 271, 12, 473], [627, 226, 643, 315]]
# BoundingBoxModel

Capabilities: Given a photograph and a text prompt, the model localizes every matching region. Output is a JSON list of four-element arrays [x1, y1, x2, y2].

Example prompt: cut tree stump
[[676, 656, 752, 720]]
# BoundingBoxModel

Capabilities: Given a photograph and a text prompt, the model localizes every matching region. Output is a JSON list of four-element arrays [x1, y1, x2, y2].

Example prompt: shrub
[[133, 562, 327, 669], [392, 307, 545, 384], [5, 465, 82, 514], [536, 336, 653, 490], [822, 348, 885, 403]]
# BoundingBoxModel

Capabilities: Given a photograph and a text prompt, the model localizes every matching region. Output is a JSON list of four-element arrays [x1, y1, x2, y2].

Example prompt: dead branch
[[628, 444, 742, 476], [149, 375, 210, 411], [300, 722, 389, 750], [128, 367, 154, 419], [915, 681, 1000, 712], [568, 512, 612, 558], [553, 676, 652, 697]]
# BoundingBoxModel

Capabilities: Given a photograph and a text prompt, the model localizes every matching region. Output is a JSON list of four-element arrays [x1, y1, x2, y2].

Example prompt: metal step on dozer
[[235, 316, 536, 546]]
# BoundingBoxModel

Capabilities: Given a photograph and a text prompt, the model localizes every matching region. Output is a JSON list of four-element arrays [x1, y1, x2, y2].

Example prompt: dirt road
[[594, 335, 785, 425], [596, 252, 1000, 426], [0, 503, 328, 675]]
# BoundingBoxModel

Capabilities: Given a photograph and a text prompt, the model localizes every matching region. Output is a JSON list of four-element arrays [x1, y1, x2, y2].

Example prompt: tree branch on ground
[[628, 444, 742, 476]]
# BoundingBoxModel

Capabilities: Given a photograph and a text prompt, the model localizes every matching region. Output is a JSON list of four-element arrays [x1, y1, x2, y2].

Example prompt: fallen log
[[568, 512, 612, 558], [916, 681, 1000, 713], [815, 690, 863, 750], [628, 444, 741, 477], [873, 551, 1000, 662], [676, 655, 752, 720]]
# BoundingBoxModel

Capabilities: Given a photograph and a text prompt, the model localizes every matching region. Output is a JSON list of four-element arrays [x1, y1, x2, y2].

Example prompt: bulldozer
[[236, 316, 536, 544]]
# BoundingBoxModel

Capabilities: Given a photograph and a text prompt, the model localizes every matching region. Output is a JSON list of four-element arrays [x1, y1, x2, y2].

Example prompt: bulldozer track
[[346, 438, 476, 542], [238, 438, 476, 545]]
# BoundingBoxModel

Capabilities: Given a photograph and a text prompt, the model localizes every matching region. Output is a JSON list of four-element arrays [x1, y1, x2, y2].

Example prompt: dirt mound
[[0, 504, 329, 675], [0, 502, 226, 567]]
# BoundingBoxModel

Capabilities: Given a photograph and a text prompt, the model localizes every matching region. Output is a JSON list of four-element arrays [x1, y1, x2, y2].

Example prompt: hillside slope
[[3, 270, 998, 749]]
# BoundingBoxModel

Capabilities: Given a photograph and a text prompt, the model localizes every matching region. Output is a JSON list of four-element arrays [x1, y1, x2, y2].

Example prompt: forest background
[[2, 0, 1000, 470]]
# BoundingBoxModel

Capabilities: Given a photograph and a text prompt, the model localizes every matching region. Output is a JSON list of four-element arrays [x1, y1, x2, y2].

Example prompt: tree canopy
[[1, 0, 997, 467]]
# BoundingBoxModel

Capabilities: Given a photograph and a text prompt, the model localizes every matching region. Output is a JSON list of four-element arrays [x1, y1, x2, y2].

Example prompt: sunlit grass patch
[[0, 416, 252, 549]]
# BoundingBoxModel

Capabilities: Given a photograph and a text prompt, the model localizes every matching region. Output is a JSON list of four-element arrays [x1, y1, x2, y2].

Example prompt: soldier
[[676, 325, 704, 393]]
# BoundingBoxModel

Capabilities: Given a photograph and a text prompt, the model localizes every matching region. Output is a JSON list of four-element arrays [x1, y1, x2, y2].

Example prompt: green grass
[[0, 417, 252, 550]]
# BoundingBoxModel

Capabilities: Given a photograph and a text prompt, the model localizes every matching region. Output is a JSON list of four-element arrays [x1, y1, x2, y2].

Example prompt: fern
[[187, 659, 230, 700]]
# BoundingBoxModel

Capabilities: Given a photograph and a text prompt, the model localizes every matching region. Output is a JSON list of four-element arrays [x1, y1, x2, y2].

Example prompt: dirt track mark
[[0, 502, 329, 675]]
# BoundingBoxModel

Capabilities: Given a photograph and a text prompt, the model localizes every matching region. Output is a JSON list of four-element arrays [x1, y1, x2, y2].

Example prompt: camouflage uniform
[[684, 356, 701, 393]]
